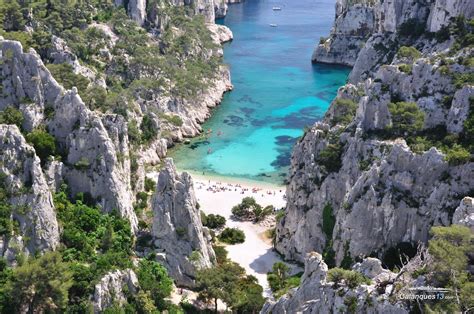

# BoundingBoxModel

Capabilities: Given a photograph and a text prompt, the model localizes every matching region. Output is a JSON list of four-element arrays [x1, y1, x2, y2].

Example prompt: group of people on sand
[[195, 181, 284, 198]]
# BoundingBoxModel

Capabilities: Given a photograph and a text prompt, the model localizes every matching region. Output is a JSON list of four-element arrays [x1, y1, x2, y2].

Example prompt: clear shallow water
[[170, 0, 350, 184]]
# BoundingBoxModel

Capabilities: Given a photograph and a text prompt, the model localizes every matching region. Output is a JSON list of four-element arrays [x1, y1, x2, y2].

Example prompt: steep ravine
[[264, 0, 474, 312]]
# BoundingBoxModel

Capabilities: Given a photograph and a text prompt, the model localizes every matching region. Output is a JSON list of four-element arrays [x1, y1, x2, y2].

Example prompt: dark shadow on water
[[189, 140, 211, 149], [239, 107, 256, 116], [312, 62, 352, 74], [223, 115, 246, 127]]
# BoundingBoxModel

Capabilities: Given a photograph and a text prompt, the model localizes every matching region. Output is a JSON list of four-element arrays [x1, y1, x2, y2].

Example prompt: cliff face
[[313, 0, 474, 67], [152, 159, 215, 287], [276, 0, 474, 267], [93, 269, 139, 313], [0, 39, 139, 231], [0, 125, 60, 264], [262, 253, 409, 314], [122, 0, 242, 25]]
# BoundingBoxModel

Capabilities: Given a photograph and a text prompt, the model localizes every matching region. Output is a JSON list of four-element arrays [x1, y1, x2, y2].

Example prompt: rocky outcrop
[[0, 38, 138, 232], [276, 1, 474, 265], [93, 269, 139, 313], [0, 125, 60, 264], [128, 0, 147, 26], [152, 158, 215, 287], [48, 36, 105, 88], [121, 0, 242, 25], [261, 252, 408, 314], [312, 0, 377, 66], [427, 0, 474, 32], [453, 197, 474, 231], [312, 0, 474, 67], [208, 23, 233, 44]]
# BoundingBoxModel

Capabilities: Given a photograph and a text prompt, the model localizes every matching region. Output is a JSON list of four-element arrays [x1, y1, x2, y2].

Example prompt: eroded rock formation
[[262, 253, 408, 313], [152, 158, 215, 287], [93, 269, 139, 313], [0, 125, 60, 264], [276, 0, 474, 266]]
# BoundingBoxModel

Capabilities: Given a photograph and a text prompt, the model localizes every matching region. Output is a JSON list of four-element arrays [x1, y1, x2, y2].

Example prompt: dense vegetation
[[422, 225, 473, 312], [0, 181, 176, 313], [327, 267, 371, 289], [331, 98, 358, 126], [218, 227, 246, 244], [195, 246, 265, 313], [387, 101, 425, 137], [201, 212, 226, 229], [267, 262, 302, 298], [231, 197, 273, 222]]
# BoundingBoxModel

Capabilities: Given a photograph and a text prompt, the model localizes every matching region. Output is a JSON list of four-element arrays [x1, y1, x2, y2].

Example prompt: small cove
[[170, 0, 350, 184]]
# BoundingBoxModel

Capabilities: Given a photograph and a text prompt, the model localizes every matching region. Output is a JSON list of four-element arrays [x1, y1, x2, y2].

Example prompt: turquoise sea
[[170, 0, 350, 184]]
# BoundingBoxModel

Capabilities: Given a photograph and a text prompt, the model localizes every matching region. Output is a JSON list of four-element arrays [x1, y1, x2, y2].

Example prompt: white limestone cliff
[[152, 159, 215, 287], [0, 125, 60, 264]]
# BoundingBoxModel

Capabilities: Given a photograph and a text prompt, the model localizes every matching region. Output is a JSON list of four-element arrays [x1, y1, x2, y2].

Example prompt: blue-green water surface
[[170, 0, 350, 184]]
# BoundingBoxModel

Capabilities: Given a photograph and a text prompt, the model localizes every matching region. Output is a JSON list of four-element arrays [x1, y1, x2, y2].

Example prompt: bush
[[176, 227, 187, 238], [127, 120, 141, 146], [158, 113, 183, 127], [5, 252, 73, 313], [0, 201, 12, 237], [331, 98, 357, 126], [218, 228, 245, 244], [387, 102, 425, 136], [398, 46, 421, 59], [428, 225, 472, 288], [231, 197, 259, 220], [452, 72, 474, 89], [74, 157, 90, 171], [322, 203, 335, 239], [327, 268, 370, 289], [398, 64, 412, 74], [26, 129, 56, 163], [144, 177, 156, 192], [344, 296, 358, 314], [140, 114, 158, 143], [212, 245, 228, 264], [0, 107, 23, 129], [46, 63, 89, 95], [444, 144, 471, 165], [202, 213, 226, 229], [136, 259, 173, 310], [316, 143, 343, 173], [266, 262, 302, 297]]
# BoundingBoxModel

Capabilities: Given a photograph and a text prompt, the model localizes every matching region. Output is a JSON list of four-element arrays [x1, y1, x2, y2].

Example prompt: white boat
[[273, 6, 282, 10], [270, 23, 278, 27]]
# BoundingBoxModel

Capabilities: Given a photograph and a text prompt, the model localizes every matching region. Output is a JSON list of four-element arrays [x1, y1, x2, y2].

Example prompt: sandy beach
[[192, 175, 299, 297]]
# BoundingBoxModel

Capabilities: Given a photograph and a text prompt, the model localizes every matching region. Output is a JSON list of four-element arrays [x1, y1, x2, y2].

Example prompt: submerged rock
[[152, 158, 215, 287]]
